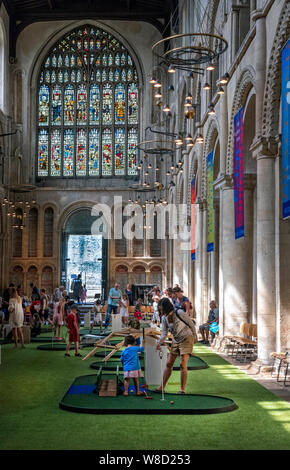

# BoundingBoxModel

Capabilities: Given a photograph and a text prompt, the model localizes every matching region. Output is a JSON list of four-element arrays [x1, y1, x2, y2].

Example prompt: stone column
[[231, 7, 240, 61], [201, 202, 208, 322], [216, 174, 255, 335], [219, 87, 228, 176], [194, 199, 203, 326], [182, 150, 190, 296], [252, 11, 266, 140], [252, 140, 277, 364]]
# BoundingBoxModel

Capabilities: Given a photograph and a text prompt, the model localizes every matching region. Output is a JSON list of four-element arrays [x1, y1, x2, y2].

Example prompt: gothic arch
[[226, 66, 256, 174], [28, 20, 145, 179], [201, 118, 219, 199], [262, 1, 290, 138]]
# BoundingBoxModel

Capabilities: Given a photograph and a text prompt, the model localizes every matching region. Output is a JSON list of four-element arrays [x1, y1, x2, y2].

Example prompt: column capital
[[250, 137, 279, 160], [213, 174, 233, 191], [251, 9, 266, 22]]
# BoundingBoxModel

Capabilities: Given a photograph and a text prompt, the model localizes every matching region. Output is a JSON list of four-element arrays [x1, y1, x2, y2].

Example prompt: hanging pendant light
[[219, 72, 230, 85], [162, 104, 171, 112], [206, 63, 215, 71], [217, 86, 225, 95], [149, 76, 157, 84], [154, 80, 162, 88], [208, 104, 216, 115], [196, 134, 204, 144], [168, 65, 176, 73], [203, 82, 211, 91]]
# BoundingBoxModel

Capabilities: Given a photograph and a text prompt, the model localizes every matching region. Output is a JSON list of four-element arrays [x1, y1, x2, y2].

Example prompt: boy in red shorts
[[65, 304, 81, 357]]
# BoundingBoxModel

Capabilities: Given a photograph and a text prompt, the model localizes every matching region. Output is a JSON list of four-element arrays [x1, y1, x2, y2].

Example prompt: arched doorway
[[61, 208, 108, 300]]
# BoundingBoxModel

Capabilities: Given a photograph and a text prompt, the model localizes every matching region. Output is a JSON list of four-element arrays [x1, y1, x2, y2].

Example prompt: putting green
[[37, 343, 73, 351], [94, 349, 143, 359], [59, 373, 237, 415], [90, 354, 208, 371], [31, 336, 66, 343]]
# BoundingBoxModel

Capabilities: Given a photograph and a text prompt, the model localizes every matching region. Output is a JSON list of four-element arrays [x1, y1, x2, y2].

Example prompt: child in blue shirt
[[120, 335, 145, 396]]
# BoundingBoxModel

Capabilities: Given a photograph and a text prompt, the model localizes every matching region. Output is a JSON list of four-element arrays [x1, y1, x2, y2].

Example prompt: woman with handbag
[[9, 287, 25, 349], [155, 297, 197, 394]]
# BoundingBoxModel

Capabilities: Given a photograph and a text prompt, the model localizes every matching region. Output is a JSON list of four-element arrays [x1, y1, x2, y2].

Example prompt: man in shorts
[[199, 300, 219, 345]]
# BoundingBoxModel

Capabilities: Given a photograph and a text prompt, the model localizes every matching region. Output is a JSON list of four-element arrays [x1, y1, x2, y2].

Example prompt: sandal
[[178, 391, 186, 395], [75, 353, 82, 357], [123, 392, 128, 396], [64, 353, 70, 357]]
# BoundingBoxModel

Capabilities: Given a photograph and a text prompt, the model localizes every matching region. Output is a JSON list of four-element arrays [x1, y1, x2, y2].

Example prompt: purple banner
[[234, 107, 244, 239]]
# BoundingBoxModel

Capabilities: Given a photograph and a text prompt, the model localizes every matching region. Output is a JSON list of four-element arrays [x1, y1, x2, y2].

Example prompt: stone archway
[[61, 207, 108, 300]]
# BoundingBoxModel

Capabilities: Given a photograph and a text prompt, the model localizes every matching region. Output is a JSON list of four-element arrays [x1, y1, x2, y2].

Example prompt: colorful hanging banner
[[282, 39, 290, 219], [233, 107, 244, 239], [191, 177, 196, 260], [207, 151, 214, 252]]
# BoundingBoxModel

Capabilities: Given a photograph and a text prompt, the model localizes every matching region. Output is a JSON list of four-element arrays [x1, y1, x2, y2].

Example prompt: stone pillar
[[252, 11, 266, 140], [252, 140, 277, 364], [231, 7, 240, 61], [194, 200, 203, 326], [201, 202, 208, 322], [219, 87, 228, 176], [182, 150, 190, 296], [216, 175, 255, 335]]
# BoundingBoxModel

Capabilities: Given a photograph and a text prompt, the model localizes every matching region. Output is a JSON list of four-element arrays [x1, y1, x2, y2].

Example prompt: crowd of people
[[0, 277, 219, 393]]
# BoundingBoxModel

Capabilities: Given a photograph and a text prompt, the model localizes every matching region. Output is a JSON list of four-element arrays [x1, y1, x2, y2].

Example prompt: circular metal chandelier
[[152, 33, 228, 73], [136, 139, 176, 156]]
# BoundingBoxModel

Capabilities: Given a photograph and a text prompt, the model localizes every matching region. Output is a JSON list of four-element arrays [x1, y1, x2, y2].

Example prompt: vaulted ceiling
[[1, 0, 177, 58]]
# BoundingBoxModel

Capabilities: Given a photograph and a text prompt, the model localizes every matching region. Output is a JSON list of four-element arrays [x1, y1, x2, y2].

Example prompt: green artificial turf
[[0, 342, 290, 450], [60, 373, 236, 414], [90, 354, 208, 371]]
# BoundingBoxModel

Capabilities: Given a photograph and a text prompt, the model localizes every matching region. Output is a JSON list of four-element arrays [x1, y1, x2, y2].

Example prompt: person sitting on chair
[[199, 301, 219, 345]]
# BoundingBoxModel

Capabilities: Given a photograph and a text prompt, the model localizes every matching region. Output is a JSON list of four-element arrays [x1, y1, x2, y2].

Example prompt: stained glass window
[[38, 129, 49, 176], [128, 128, 138, 175], [38, 85, 49, 126], [102, 128, 112, 175], [63, 129, 74, 176], [37, 24, 139, 177], [89, 129, 99, 175], [51, 129, 61, 176]]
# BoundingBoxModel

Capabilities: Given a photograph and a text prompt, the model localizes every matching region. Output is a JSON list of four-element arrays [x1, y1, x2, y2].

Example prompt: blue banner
[[282, 39, 290, 219], [234, 107, 244, 239]]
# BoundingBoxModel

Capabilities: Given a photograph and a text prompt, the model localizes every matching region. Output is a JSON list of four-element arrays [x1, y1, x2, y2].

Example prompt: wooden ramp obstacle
[[95, 366, 120, 397], [82, 326, 162, 363]]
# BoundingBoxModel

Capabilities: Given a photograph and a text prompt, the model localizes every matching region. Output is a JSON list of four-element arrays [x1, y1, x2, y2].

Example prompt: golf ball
[[170, 401, 174, 405]]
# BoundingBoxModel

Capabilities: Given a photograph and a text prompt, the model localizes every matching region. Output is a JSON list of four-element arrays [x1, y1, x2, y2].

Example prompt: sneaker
[[75, 353, 82, 357], [64, 353, 70, 357]]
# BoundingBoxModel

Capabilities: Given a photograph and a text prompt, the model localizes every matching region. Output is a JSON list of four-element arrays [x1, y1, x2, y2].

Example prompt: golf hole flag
[[233, 107, 245, 239], [207, 151, 214, 252], [191, 178, 196, 260], [282, 39, 290, 220]]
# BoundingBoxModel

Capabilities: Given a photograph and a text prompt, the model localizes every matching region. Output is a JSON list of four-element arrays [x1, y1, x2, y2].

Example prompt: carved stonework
[[262, 1, 290, 138], [226, 66, 256, 174]]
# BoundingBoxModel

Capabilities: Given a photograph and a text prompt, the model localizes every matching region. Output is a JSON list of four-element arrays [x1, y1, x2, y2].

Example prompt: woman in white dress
[[9, 287, 25, 348], [120, 293, 129, 326]]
